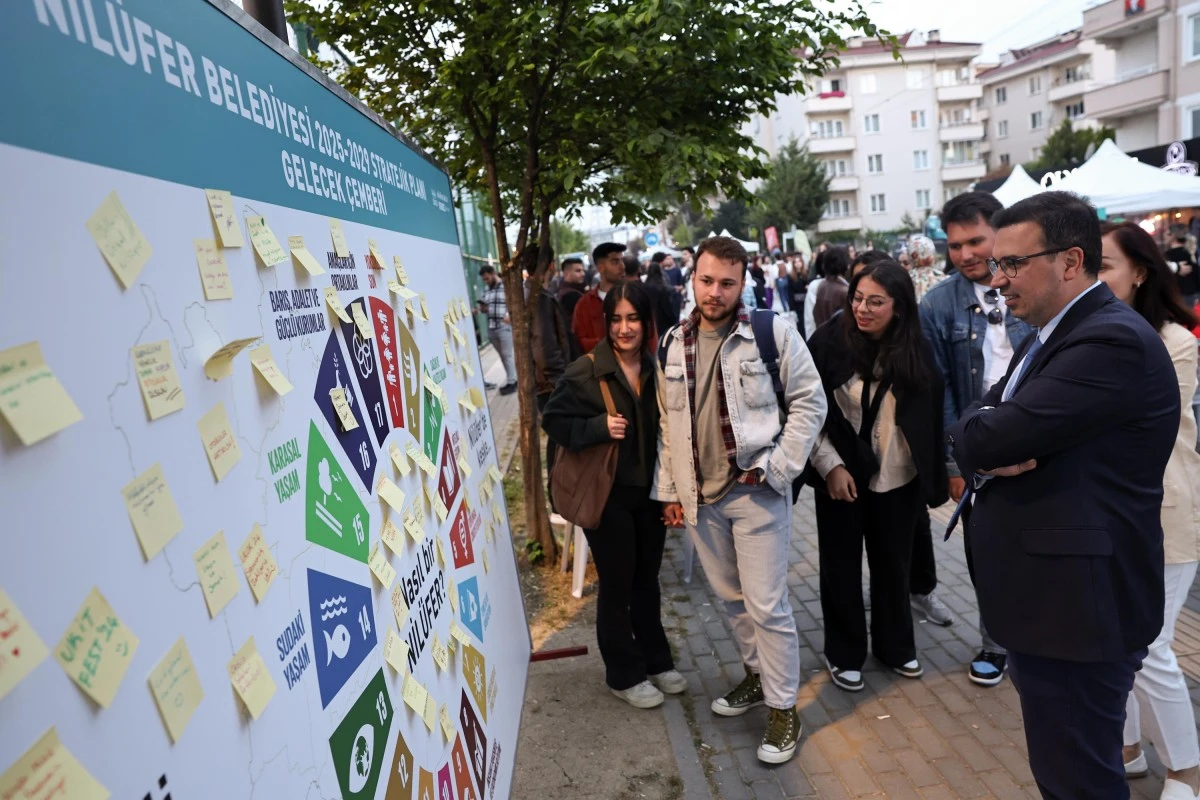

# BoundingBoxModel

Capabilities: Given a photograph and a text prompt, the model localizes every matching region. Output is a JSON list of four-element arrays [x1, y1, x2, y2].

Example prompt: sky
[[860, 0, 1094, 61]]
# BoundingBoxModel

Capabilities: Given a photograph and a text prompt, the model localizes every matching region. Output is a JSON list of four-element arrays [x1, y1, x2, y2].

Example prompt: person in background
[[558, 256, 588, 326], [789, 257, 810, 337], [574, 242, 628, 353], [812, 247, 851, 330], [749, 257, 769, 309], [805, 247, 845, 335], [919, 191, 1033, 684], [807, 261, 948, 691], [530, 258, 579, 503], [897, 246, 911, 270], [906, 235, 945, 304], [654, 251, 686, 320], [775, 255, 791, 312], [644, 263, 679, 344], [542, 280, 683, 709], [850, 250, 890, 280], [848, 243, 857, 262], [1165, 226, 1199, 309], [1099, 222, 1200, 800], [477, 264, 518, 394]]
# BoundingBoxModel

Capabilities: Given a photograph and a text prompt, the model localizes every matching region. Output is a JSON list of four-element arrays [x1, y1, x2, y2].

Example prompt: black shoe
[[499, 383, 517, 395], [824, 656, 864, 692], [710, 671, 765, 716], [968, 650, 1007, 687], [484, 381, 499, 390]]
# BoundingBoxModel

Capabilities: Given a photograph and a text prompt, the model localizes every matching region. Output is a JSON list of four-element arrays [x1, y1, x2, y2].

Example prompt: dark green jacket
[[541, 338, 659, 488]]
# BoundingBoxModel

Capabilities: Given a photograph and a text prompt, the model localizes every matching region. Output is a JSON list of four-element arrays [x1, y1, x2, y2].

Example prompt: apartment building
[[979, 31, 1115, 167], [1083, 0, 1200, 149], [748, 31, 984, 235]]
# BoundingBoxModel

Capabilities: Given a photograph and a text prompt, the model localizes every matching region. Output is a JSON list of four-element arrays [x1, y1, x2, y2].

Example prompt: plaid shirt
[[678, 303, 764, 502], [481, 281, 508, 331]]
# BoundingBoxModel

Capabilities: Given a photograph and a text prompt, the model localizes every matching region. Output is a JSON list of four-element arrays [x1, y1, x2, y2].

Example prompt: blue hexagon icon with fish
[[307, 568, 377, 708]]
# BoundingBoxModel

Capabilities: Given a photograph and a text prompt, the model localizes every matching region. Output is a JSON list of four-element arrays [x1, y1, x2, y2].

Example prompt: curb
[[663, 696, 717, 800]]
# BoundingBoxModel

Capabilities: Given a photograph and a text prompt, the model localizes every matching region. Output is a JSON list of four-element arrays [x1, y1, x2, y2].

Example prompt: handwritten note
[[449, 620, 471, 647], [390, 281, 418, 300], [426, 481, 449, 523], [227, 637, 276, 720], [470, 387, 485, 409], [329, 388, 358, 431], [394, 256, 409, 284], [0, 728, 109, 800], [249, 344, 293, 396], [132, 340, 185, 420], [485, 520, 494, 543], [369, 542, 396, 587], [323, 286, 352, 323], [434, 533, 447, 568], [406, 441, 436, 477], [205, 189, 244, 247], [197, 402, 241, 481], [462, 359, 475, 378], [444, 341, 456, 367], [384, 628, 410, 674], [450, 324, 466, 347], [482, 548, 490, 574], [194, 531, 240, 618], [400, 672, 428, 715], [430, 632, 449, 673], [0, 587, 48, 702], [203, 336, 259, 381], [423, 692, 437, 731], [389, 443, 411, 477], [54, 587, 138, 707], [439, 702, 455, 741], [419, 295, 430, 321], [121, 463, 183, 561], [287, 235, 325, 275], [390, 585, 410, 629], [237, 524, 278, 603], [380, 517, 404, 555], [487, 464, 504, 485], [403, 508, 424, 544], [329, 218, 349, 257], [87, 190, 152, 288], [460, 298, 471, 319], [245, 215, 288, 267], [0, 341, 83, 445], [148, 637, 204, 743], [193, 238, 233, 300], [376, 474, 407, 513], [447, 575, 459, 613], [352, 303, 375, 340], [368, 238, 385, 268], [457, 395, 476, 415]]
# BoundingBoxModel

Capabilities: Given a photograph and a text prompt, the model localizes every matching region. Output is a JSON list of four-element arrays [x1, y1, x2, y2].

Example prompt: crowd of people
[[486, 190, 1200, 798]]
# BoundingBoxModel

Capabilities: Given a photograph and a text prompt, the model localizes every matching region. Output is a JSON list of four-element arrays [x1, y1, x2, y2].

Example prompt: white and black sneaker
[[891, 659, 924, 679], [611, 680, 664, 709], [757, 707, 802, 764], [824, 656, 864, 692], [710, 671, 765, 716]]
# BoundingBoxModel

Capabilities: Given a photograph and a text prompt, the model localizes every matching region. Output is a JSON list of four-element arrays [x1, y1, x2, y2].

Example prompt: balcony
[[807, 92, 853, 113], [980, 139, 992, 154], [1083, 0, 1167, 44], [936, 83, 984, 103], [941, 159, 987, 182], [939, 121, 985, 143], [818, 215, 862, 233], [808, 135, 857, 154], [828, 174, 859, 192], [976, 107, 990, 122], [1085, 68, 1168, 121], [1048, 75, 1099, 103]]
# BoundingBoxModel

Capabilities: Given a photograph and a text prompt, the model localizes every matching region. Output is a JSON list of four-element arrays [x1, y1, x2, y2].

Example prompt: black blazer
[[948, 282, 1178, 662]]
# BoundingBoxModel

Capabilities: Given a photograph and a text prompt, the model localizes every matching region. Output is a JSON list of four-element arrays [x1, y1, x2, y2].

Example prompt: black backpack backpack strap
[[751, 309, 784, 407], [658, 323, 680, 370]]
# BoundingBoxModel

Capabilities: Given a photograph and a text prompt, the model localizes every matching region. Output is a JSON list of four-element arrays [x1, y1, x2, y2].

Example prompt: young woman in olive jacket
[[541, 280, 685, 710]]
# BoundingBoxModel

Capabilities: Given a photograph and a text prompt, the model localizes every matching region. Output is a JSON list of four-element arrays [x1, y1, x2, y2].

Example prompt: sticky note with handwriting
[[0, 341, 83, 445], [0, 728, 108, 800], [205, 189, 244, 248], [237, 524, 278, 603], [132, 340, 184, 420], [121, 463, 183, 561], [389, 443, 411, 476], [148, 637, 204, 743], [249, 344, 293, 396], [323, 286, 352, 323], [394, 256, 409, 284], [329, 219, 349, 257], [287, 235, 325, 275], [390, 584, 410, 629], [0, 587, 49, 703], [380, 517, 404, 555], [329, 388, 358, 431], [197, 402, 241, 481], [87, 190, 151, 288], [384, 628, 411, 675], [54, 587, 139, 708], [194, 238, 233, 300], [352, 303, 374, 340], [369, 542, 396, 588], [203, 336, 259, 381], [246, 215, 288, 267], [368, 238, 385, 268], [227, 637, 275, 720], [194, 531, 240, 618]]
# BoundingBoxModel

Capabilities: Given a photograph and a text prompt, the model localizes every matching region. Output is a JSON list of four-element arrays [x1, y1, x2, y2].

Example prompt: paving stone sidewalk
[[657, 489, 1200, 799]]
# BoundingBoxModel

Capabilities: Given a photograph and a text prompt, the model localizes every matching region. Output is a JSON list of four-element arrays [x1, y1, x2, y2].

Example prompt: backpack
[[658, 309, 804, 503]]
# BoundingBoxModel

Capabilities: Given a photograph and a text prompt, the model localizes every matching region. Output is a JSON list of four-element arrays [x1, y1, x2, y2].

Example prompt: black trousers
[[908, 508, 938, 596], [583, 484, 674, 690], [1008, 648, 1146, 799], [536, 393, 557, 510], [816, 480, 922, 670]]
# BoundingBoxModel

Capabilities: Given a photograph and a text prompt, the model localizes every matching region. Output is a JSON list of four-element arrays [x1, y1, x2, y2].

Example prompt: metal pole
[[243, 0, 288, 43]]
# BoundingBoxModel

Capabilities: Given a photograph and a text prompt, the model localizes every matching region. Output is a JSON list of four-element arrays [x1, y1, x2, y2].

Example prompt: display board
[[0, 2, 529, 799]]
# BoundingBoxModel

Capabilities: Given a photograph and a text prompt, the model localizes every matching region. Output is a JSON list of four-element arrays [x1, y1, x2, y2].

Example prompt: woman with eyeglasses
[[1098, 222, 1200, 800], [806, 261, 949, 691]]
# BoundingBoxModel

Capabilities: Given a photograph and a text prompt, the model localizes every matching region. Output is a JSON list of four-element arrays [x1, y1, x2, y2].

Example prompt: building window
[[1064, 64, 1085, 84], [867, 154, 883, 174], [864, 114, 881, 133], [997, 120, 1009, 138], [913, 150, 930, 170], [944, 141, 978, 164], [1030, 111, 1044, 130], [820, 77, 843, 93], [911, 110, 927, 129], [860, 74, 877, 94], [1029, 75, 1042, 95], [1191, 14, 1200, 60], [824, 159, 849, 177], [1031, 145, 1042, 160], [906, 69, 926, 90], [936, 67, 968, 87], [944, 186, 966, 202], [915, 189, 931, 210], [812, 119, 845, 138], [1065, 101, 1085, 120], [1190, 107, 1200, 138], [826, 198, 851, 217], [995, 86, 1007, 105], [870, 194, 887, 214], [999, 153, 1011, 166]]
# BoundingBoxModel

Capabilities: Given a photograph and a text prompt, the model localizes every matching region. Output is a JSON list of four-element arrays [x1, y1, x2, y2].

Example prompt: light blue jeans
[[488, 325, 517, 385], [688, 483, 799, 708]]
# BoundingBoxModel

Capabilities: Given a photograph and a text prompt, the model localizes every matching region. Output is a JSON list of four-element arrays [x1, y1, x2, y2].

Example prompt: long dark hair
[[603, 279, 655, 354], [840, 261, 930, 393], [1100, 222, 1197, 331], [822, 246, 850, 279], [645, 263, 667, 287]]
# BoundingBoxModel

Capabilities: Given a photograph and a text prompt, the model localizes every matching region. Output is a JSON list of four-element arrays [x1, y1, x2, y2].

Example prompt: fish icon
[[324, 624, 351, 665]]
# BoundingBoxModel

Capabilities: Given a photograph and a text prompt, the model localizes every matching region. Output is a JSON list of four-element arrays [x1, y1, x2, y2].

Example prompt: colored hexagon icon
[[305, 421, 370, 563], [329, 669, 393, 800], [307, 568, 378, 708], [458, 577, 484, 643]]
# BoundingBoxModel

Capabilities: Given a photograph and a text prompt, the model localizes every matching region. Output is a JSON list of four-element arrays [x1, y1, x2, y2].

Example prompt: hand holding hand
[[948, 476, 966, 502], [827, 465, 857, 502], [978, 459, 1037, 478], [607, 414, 628, 440], [662, 502, 685, 528]]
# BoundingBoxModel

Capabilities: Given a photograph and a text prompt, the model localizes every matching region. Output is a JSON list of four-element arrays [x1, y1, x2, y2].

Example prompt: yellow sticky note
[[368, 238, 385, 268], [287, 235, 325, 275], [391, 282, 418, 300], [439, 702, 454, 741], [447, 576, 459, 613], [449, 620, 471, 647], [0, 588, 49, 702], [197, 402, 241, 481], [403, 509, 424, 544], [434, 534, 447, 568], [55, 587, 139, 708], [205, 189, 244, 248], [121, 463, 183, 561], [132, 340, 184, 420], [407, 440, 436, 477], [390, 585, 410, 629], [389, 443, 411, 477], [419, 296, 430, 321], [194, 531, 240, 618], [384, 628, 410, 674], [457, 395, 476, 415], [400, 672, 427, 715], [426, 482, 449, 523], [482, 548, 490, 573], [444, 341, 456, 366], [369, 542, 396, 587], [462, 359, 475, 378], [246, 215, 288, 267], [237, 524, 278, 603], [249, 344, 293, 396], [422, 372, 440, 398], [449, 302, 460, 324], [0, 728, 109, 800], [329, 219, 349, 258], [460, 299, 471, 319], [352, 303, 375, 340], [485, 520, 494, 543], [380, 517, 404, 555], [451, 325, 466, 347], [481, 478, 493, 502], [203, 336, 259, 381], [456, 454, 473, 480], [430, 633, 449, 673], [422, 691, 437, 731], [403, 298, 415, 322], [394, 256, 409, 284], [87, 190, 151, 289], [470, 387, 485, 409], [0, 341, 83, 446], [492, 501, 504, 523], [324, 286, 352, 323], [227, 637, 276, 720], [330, 388, 359, 431], [193, 238, 233, 300], [148, 637, 204, 743], [487, 465, 503, 485], [377, 473, 407, 513]]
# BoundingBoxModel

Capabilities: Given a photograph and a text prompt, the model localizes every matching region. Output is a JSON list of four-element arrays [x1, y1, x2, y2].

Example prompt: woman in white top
[[1099, 222, 1200, 800]]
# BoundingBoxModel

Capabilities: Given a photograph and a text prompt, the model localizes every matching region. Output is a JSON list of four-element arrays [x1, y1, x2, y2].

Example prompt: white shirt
[[972, 281, 1015, 394], [1001, 280, 1102, 403], [803, 277, 823, 337]]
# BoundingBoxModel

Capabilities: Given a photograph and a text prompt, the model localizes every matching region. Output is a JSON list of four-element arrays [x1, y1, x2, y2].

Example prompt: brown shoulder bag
[[550, 355, 619, 528]]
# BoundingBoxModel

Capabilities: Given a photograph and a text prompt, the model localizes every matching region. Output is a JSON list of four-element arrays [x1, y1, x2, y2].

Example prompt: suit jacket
[[948, 282, 1177, 662]]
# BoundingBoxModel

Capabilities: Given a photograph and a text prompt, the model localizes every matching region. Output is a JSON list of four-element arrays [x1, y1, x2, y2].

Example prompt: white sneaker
[[1160, 778, 1200, 800], [1124, 750, 1148, 778], [648, 670, 687, 695], [610, 680, 664, 709]]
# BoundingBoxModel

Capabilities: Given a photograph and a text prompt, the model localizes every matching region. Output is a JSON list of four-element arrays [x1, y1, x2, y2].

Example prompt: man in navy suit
[[948, 191, 1178, 798]]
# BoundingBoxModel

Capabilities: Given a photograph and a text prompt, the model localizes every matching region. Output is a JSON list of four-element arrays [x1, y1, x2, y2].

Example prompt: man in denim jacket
[[654, 236, 827, 765], [918, 192, 1033, 686]]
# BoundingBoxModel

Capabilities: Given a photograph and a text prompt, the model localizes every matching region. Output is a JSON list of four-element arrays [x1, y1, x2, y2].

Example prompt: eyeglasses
[[986, 247, 1075, 278], [981, 288, 1003, 325], [851, 294, 892, 311]]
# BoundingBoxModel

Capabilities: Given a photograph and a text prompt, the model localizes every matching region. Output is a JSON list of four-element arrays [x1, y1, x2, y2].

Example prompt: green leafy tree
[[550, 219, 589, 257], [287, 0, 888, 562], [710, 199, 752, 241], [749, 140, 830, 237], [1027, 119, 1117, 171]]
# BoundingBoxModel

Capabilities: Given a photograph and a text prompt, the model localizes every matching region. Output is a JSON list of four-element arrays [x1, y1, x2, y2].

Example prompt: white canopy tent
[[991, 164, 1043, 208], [1052, 140, 1200, 214], [719, 228, 761, 253]]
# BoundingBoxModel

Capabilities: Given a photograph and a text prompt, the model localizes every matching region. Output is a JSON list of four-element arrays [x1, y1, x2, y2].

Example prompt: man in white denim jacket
[[653, 236, 827, 765]]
